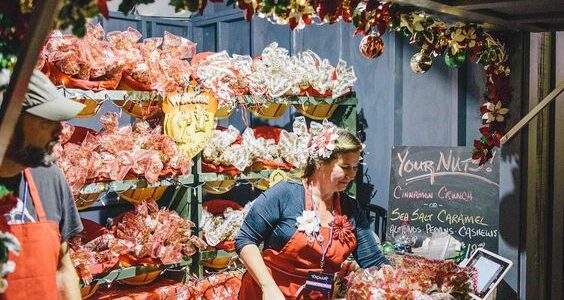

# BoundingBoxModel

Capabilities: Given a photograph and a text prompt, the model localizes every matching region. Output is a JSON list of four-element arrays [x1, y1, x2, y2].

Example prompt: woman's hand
[[239, 245, 284, 299], [262, 283, 285, 300], [337, 259, 359, 278]]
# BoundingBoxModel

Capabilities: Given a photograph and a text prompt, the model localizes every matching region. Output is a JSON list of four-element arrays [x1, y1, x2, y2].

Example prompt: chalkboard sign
[[387, 146, 499, 257]]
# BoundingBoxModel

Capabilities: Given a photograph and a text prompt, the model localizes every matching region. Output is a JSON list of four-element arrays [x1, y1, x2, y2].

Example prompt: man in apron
[[0, 70, 86, 299]]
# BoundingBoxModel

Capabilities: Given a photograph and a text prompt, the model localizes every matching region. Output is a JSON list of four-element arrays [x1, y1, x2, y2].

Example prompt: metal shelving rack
[[84, 259, 192, 287], [62, 88, 358, 284]]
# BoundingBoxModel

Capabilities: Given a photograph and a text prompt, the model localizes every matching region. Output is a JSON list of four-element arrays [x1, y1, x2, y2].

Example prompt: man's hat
[[23, 70, 85, 121]]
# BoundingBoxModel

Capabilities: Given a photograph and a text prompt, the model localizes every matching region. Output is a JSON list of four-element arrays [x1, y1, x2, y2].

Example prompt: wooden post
[[0, 0, 61, 164], [525, 32, 554, 300]]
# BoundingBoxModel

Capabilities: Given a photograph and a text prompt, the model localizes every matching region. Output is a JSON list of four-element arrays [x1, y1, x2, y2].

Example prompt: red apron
[[239, 188, 357, 300], [0, 169, 61, 299]]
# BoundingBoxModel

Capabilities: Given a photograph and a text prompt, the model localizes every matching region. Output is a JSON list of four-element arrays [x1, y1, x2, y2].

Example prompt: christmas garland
[[388, 11, 510, 165], [217, 2, 510, 164], [1, 0, 509, 164]]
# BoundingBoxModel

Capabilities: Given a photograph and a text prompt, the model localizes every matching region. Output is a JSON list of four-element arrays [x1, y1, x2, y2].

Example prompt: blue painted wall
[[205, 9, 523, 298]]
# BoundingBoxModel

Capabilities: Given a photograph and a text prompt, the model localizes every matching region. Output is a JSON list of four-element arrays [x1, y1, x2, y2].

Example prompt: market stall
[[15, 24, 361, 298], [2, 0, 563, 299]]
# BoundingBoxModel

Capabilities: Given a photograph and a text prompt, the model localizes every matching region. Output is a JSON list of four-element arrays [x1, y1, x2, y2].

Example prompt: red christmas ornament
[[359, 34, 384, 59]]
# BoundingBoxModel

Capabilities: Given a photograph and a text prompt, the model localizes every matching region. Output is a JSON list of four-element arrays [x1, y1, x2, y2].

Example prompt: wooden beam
[[501, 81, 564, 144], [0, 0, 61, 164], [389, 0, 547, 32], [509, 12, 564, 23], [448, 0, 558, 10]]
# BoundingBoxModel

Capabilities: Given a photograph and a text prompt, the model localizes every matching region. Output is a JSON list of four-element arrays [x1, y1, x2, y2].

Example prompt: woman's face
[[319, 151, 361, 192]]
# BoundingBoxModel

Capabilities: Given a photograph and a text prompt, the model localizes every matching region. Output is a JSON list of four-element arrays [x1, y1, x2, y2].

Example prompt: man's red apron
[[239, 188, 357, 299], [0, 169, 61, 299]]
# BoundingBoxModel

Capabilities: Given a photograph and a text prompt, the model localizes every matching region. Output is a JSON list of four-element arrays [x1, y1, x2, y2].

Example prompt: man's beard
[[12, 144, 57, 168], [5, 123, 57, 168]]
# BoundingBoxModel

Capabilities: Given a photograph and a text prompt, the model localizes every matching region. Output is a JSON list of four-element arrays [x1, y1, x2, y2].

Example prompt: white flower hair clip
[[308, 119, 339, 160], [279, 117, 355, 167]]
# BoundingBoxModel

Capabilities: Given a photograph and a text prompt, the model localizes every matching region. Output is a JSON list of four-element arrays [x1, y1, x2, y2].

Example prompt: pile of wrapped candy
[[200, 201, 252, 249], [40, 26, 354, 101], [202, 125, 291, 174], [202, 116, 334, 173], [201, 126, 246, 173], [41, 24, 122, 85], [277, 116, 316, 169], [69, 219, 133, 285], [112, 201, 207, 265], [346, 255, 476, 300], [190, 42, 357, 109], [40, 24, 196, 91], [89, 278, 184, 300], [191, 51, 252, 109], [54, 112, 192, 195], [70, 202, 207, 285], [178, 271, 243, 300], [89, 271, 243, 300]]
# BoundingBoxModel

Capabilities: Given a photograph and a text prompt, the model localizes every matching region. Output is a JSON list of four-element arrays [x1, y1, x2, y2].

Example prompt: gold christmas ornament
[[410, 52, 433, 74]]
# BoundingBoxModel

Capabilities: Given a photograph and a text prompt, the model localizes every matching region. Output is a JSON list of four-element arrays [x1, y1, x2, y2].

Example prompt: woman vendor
[[235, 121, 389, 299]]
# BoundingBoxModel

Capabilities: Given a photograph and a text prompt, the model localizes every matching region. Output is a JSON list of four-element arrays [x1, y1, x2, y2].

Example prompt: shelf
[[198, 170, 273, 182], [76, 169, 299, 194], [79, 175, 195, 195], [77, 170, 277, 194], [59, 88, 357, 105], [236, 93, 357, 105], [200, 244, 265, 261], [60, 88, 169, 102], [67, 83, 358, 278], [200, 249, 237, 261], [84, 258, 192, 286]]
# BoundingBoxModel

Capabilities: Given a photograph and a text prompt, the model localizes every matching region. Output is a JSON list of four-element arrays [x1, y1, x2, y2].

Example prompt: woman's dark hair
[[302, 128, 363, 179]]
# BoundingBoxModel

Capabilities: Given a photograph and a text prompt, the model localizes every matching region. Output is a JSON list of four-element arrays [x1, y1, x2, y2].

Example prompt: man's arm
[[57, 241, 81, 300]]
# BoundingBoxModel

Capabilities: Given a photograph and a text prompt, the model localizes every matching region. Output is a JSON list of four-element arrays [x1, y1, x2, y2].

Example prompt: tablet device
[[460, 248, 513, 300]]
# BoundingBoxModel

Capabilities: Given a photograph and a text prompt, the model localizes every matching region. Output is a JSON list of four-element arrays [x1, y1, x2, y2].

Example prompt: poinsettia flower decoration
[[0, 185, 21, 293], [481, 101, 509, 123], [473, 126, 503, 165], [257, 0, 315, 30], [472, 139, 493, 165], [446, 23, 479, 56], [332, 215, 355, 244], [0, 186, 17, 217], [237, 0, 260, 20], [353, 1, 392, 36], [399, 13, 427, 35], [479, 126, 502, 148]]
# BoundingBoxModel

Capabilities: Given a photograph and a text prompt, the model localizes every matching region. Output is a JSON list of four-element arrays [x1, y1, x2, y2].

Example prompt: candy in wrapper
[[345, 256, 475, 300], [54, 113, 192, 193], [162, 31, 197, 59]]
